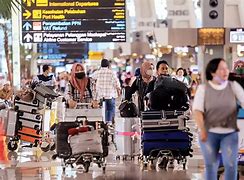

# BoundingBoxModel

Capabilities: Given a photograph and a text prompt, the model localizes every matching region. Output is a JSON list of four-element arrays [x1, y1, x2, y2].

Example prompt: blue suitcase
[[142, 130, 192, 141], [142, 130, 192, 156]]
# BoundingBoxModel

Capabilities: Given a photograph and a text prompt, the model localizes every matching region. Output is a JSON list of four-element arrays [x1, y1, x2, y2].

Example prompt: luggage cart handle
[[76, 116, 88, 122]]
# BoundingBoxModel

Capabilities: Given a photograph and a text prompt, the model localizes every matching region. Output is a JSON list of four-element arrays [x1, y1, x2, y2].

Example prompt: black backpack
[[150, 76, 189, 111], [119, 100, 138, 117]]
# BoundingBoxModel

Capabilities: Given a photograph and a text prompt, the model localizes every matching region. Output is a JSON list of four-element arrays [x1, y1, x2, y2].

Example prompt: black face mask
[[75, 72, 86, 79]]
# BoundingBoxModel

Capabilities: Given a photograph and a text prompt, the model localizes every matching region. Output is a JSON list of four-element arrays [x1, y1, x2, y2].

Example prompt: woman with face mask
[[65, 63, 93, 108], [193, 58, 244, 180], [125, 61, 155, 113]]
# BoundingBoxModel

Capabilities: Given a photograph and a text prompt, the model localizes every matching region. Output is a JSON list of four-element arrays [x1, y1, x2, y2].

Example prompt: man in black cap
[[92, 59, 121, 123]]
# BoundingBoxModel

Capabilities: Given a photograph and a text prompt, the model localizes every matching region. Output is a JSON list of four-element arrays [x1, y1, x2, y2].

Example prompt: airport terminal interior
[[0, 0, 244, 179]]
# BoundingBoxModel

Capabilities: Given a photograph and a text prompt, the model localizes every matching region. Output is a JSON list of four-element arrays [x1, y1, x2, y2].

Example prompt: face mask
[[75, 72, 86, 79], [213, 75, 227, 85], [146, 69, 153, 76]]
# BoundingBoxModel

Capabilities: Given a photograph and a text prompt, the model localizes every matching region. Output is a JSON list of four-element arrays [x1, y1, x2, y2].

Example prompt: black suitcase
[[141, 111, 165, 120], [165, 110, 185, 119], [56, 122, 80, 158]]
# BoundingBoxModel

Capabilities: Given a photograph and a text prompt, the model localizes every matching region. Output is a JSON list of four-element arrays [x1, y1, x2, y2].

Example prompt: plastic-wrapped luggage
[[150, 76, 189, 111], [115, 117, 140, 159], [69, 130, 103, 155]]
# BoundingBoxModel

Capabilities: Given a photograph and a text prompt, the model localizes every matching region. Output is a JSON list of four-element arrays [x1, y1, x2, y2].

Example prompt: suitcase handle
[[76, 116, 88, 122], [158, 121, 170, 125]]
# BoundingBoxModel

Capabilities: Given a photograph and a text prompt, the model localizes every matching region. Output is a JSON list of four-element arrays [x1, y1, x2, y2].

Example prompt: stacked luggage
[[6, 84, 58, 151], [52, 105, 109, 173], [141, 110, 193, 170]]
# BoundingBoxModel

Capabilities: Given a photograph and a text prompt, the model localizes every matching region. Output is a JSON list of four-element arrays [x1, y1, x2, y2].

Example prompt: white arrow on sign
[[23, 22, 32, 31], [24, 33, 33, 42]]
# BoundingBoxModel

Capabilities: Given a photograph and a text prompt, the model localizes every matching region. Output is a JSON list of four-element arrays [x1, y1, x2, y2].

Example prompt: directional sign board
[[22, 0, 126, 43]]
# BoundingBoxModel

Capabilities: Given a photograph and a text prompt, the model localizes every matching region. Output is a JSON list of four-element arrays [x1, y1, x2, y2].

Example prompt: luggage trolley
[[6, 84, 59, 152], [140, 110, 193, 170], [52, 103, 109, 173]]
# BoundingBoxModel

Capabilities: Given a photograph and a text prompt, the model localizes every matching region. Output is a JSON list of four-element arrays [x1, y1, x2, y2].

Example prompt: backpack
[[150, 76, 189, 111], [118, 100, 138, 117]]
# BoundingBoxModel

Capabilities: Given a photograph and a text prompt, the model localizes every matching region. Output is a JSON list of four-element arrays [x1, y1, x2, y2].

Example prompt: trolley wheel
[[41, 146, 50, 152], [83, 161, 90, 173], [131, 156, 135, 161], [62, 167, 66, 173], [52, 154, 58, 160], [102, 166, 106, 174], [33, 140, 39, 147], [158, 157, 168, 170], [122, 156, 127, 161], [183, 163, 186, 170], [116, 156, 120, 160], [8, 141, 18, 151], [50, 143, 56, 151], [98, 163, 101, 168]]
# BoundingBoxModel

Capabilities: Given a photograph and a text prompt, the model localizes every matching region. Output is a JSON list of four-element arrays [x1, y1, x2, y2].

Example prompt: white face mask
[[213, 75, 227, 85], [146, 69, 153, 76]]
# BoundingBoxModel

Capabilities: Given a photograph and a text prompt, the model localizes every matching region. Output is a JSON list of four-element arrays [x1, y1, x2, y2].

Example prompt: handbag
[[118, 100, 138, 117]]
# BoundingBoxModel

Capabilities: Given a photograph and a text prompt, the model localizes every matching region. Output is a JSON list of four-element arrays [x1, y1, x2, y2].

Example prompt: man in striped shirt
[[92, 59, 121, 123]]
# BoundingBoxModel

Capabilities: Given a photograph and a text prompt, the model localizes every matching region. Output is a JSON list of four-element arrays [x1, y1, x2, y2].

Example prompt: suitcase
[[142, 140, 192, 157], [142, 130, 192, 156], [56, 122, 80, 158], [17, 126, 42, 144], [142, 118, 179, 131], [34, 84, 58, 108], [65, 108, 103, 122], [141, 111, 165, 120], [35, 93, 52, 108], [165, 110, 185, 119], [115, 117, 140, 157], [34, 84, 58, 99], [17, 111, 42, 130], [14, 101, 39, 114], [6, 110, 18, 137]]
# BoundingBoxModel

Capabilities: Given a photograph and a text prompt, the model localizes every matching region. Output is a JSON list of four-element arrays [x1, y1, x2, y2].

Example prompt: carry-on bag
[[56, 122, 80, 158], [69, 130, 103, 155]]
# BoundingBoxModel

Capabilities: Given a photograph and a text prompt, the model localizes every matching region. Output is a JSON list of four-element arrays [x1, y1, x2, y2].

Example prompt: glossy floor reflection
[[0, 120, 242, 180]]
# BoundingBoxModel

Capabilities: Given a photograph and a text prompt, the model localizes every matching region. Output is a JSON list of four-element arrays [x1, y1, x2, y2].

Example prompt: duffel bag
[[118, 100, 138, 117]]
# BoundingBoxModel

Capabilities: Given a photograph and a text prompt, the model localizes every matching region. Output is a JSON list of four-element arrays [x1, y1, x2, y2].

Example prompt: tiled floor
[[0, 119, 243, 180]]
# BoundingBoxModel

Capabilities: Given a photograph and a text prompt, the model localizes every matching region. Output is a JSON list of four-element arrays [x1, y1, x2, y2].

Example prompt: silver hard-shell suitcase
[[115, 117, 140, 160], [18, 111, 42, 130], [6, 110, 18, 137], [14, 102, 39, 114]]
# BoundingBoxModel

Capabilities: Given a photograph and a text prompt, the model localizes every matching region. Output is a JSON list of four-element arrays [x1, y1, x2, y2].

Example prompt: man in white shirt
[[92, 59, 121, 123]]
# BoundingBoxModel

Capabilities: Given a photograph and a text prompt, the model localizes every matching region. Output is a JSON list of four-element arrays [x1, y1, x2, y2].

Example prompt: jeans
[[104, 98, 115, 123], [199, 131, 238, 180]]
